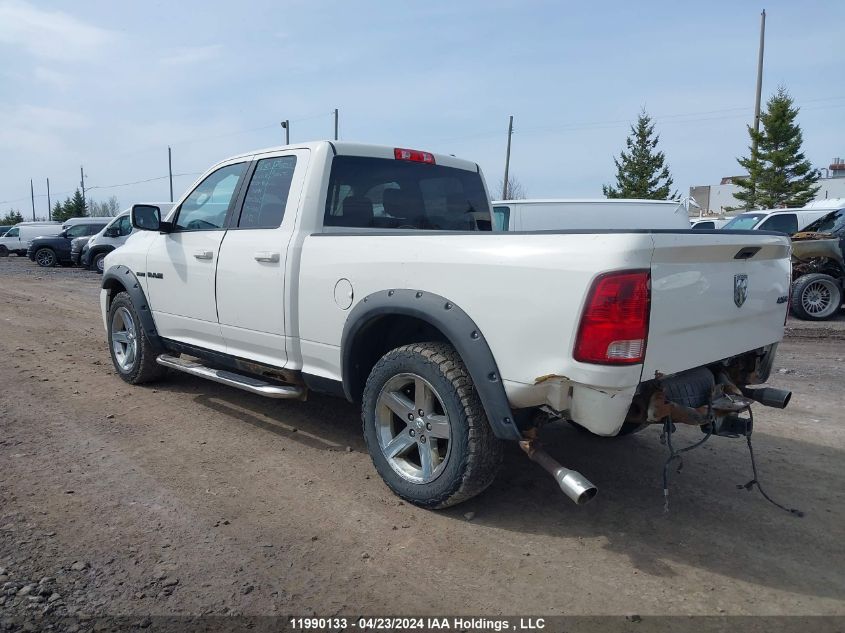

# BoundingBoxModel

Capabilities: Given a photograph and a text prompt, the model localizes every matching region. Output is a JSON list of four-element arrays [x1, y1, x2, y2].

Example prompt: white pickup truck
[[101, 141, 793, 509]]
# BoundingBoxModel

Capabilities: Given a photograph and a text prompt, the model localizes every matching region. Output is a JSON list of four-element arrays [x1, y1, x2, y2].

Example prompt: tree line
[[1, 192, 120, 225]]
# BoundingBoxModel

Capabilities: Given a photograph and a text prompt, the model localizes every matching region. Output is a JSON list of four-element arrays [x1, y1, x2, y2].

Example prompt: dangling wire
[[661, 413, 714, 513], [737, 409, 805, 518]]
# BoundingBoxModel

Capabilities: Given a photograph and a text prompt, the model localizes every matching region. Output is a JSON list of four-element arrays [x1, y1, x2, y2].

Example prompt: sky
[[1, 0, 843, 218]]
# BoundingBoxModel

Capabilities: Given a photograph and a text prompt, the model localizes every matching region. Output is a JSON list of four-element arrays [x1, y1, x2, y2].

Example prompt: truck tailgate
[[642, 232, 791, 379]]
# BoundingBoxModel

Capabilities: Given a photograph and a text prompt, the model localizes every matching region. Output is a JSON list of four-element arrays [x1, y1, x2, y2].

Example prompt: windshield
[[801, 209, 845, 234], [722, 213, 766, 230], [323, 156, 492, 230]]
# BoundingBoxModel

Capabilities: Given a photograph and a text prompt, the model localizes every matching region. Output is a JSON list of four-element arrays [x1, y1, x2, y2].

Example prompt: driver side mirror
[[104, 227, 119, 238], [131, 205, 165, 232]]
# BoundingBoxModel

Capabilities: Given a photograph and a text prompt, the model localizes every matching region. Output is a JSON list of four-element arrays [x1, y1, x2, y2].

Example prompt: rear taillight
[[574, 270, 651, 365], [394, 148, 435, 164]]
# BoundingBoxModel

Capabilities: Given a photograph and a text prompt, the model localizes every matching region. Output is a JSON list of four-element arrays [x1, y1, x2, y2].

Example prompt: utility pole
[[281, 120, 290, 145], [80, 165, 86, 209], [752, 9, 766, 156], [30, 179, 35, 221], [748, 9, 766, 210], [333, 108, 339, 140], [46, 178, 51, 220], [502, 115, 514, 200], [168, 146, 174, 202]]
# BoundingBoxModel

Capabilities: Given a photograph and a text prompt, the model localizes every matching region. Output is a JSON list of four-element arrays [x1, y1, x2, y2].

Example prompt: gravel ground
[[0, 255, 844, 629]]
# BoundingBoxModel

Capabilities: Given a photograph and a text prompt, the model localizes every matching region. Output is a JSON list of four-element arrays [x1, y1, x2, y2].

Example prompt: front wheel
[[107, 292, 166, 384], [93, 252, 107, 274], [34, 247, 57, 268], [362, 342, 503, 509], [0, 245, 8, 257], [791, 273, 842, 321]]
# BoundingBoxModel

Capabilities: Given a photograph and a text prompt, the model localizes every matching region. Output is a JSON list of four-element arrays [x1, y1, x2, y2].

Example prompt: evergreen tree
[[54, 190, 88, 222], [732, 87, 820, 209], [603, 110, 676, 200], [68, 189, 88, 218], [1, 209, 24, 225], [51, 200, 62, 221]]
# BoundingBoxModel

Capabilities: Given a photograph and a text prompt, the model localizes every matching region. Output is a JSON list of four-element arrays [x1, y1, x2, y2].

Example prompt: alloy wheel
[[375, 373, 452, 484]]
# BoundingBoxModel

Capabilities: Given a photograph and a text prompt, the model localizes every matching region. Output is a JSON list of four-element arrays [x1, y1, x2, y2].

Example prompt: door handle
[[193, 250, 213, 260], [253, 251, 280, 263]]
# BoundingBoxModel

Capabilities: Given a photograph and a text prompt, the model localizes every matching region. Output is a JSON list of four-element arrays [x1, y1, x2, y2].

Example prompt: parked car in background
[[491, 199, 691, 231], [0, 221, 62, 257], [690, 217, 731, 230], [82, 204, 173, 273], [0, 226, 12, 237], [790, 207, 845, 320], [100, 141, 792, 509], [27, 218, 111, 267], [722, 207, 837, 234]]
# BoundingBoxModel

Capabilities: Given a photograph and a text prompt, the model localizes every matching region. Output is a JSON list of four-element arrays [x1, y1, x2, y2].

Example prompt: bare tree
[[88, 195, 121, 217], [496, 175, 527, 200]]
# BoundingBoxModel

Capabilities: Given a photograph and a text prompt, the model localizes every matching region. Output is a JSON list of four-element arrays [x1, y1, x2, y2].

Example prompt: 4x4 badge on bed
[[734, 274, 748, 307]]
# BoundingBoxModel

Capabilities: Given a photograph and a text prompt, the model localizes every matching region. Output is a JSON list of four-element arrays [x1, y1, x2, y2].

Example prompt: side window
[[117, 215, 133, 236], [66, 224, 90, 238], [692, 221, 715, 230], [492, 206, 510, 231], [174, 163, 247, 231], [237, 156, 297, 229], [759, 214, 798, 234], [5, 227, 19, 237]]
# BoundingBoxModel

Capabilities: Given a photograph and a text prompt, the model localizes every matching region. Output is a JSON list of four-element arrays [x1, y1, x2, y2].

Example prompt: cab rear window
[[323, 156, 492, 231]]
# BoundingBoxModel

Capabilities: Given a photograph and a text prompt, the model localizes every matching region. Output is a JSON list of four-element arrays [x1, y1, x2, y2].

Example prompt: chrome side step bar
[[156, 354, 304, 399]]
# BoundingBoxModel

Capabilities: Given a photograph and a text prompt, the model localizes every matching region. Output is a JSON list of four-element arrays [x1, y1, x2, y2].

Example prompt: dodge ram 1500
[[101, 141, 793, 508]]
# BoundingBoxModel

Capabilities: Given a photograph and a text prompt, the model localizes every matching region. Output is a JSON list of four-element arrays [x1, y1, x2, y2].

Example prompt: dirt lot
[[1, 256, 844, 624]]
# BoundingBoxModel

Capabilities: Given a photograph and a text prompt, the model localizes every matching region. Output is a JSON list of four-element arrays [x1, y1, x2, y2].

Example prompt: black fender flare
[[341, 289, 522, 441], [101, 265, 164, 355]]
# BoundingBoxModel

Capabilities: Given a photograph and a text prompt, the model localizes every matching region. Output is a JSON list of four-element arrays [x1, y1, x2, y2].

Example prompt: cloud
[[0, 0, 115, 61], [160, 45, 222, 66]]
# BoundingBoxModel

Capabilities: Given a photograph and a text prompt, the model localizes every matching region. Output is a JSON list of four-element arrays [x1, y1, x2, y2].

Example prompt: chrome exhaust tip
[[553, 467, 598, 505], [741, 386, 792, 409], [520, 437, 598, 505]]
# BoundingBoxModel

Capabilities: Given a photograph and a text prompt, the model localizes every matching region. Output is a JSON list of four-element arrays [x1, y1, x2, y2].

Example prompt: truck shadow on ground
[[161, 374, 844, 602]]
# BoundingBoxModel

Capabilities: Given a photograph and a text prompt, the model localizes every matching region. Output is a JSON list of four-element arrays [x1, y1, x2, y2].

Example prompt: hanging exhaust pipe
[[740, 386, 792, 409], [519, 437, 597, 505]]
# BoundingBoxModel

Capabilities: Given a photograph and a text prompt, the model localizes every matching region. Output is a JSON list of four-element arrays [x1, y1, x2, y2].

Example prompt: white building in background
[[690, 157, 845, 214]]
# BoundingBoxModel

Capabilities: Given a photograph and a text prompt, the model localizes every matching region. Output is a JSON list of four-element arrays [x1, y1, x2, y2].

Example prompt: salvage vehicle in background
[[27, 218, 110, 267], [81, 205, 173, 273], [790, 207, 845, 320], [491, 198, 690, 231], [100, 141, 793, 509], [0, 221, 62, 257]]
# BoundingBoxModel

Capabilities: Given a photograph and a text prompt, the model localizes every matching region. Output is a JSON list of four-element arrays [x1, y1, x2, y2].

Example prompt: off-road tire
[[791, 273, 842, 321], [107, 291, 166, 384], [362, 342, 503, 509]]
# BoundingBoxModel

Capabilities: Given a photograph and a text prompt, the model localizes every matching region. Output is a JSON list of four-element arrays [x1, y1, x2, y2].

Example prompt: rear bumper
[[504, 343, 781, 437]]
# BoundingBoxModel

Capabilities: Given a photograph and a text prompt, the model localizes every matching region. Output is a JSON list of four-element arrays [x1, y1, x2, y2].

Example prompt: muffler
[[519, 438, 597, 505], [740, 386, 792, 409]]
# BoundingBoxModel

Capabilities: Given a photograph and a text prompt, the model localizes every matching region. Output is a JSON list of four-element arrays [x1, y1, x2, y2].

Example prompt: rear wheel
[[791, 273, 842, 321], [362, 342, 503, 509], [107, 292, 166, 384], [34, 247, 57, 267]]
